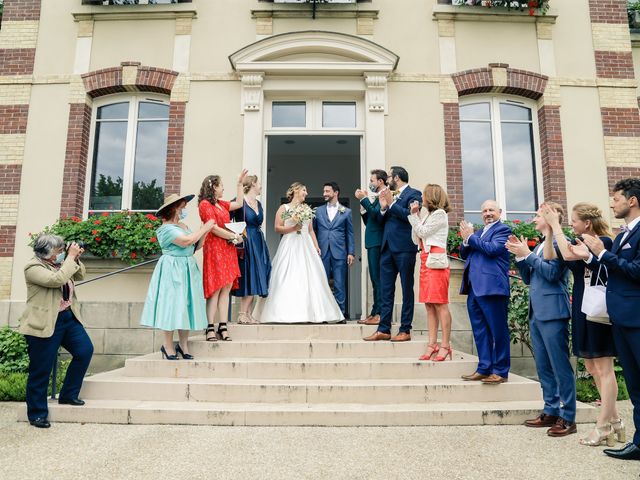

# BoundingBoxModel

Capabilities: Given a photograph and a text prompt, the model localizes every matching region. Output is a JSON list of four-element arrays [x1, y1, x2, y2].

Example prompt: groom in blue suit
[[364, 166, 422, 342], [314, 182, 355, 318]]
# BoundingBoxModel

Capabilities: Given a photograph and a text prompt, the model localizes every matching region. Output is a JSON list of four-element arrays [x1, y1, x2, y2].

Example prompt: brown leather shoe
[[547, 418, 577, 437], [358, 315, 380, 325], [481, 374, 508, 385], [524, 413, 559, 428], [363, 331, 391, 341], [390, 332, 411, 342], [461, 372, 489, 381]]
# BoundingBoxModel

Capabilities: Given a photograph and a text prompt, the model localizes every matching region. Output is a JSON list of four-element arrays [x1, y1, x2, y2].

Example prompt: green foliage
[[30, 211, 162, 264], [132, 179, 164, 211], [452, 0, 550, 15], [576, 358, 630, 403], [0, 361, 70, 402], [0, 327, 29, 374], [508, 278, 533, 355]]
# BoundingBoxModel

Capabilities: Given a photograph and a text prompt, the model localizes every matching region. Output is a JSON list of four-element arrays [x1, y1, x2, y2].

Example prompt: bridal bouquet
[[281, 203, 316, 234]]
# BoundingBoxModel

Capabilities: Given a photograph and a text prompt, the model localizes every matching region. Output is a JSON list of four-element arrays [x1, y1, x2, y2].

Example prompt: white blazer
[[408, 207, 448, 250]]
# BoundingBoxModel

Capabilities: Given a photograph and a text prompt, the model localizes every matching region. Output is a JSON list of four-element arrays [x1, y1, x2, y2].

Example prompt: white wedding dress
[[259, 205, 344, 323]]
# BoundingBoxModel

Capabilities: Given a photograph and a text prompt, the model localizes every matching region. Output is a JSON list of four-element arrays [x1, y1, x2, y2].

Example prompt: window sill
[[251, 6, 378, 20], [432, 4, 557, 24], [72, 3, 196, 22]]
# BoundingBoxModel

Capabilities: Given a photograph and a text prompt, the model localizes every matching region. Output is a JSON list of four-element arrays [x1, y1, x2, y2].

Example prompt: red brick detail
[[452, 67, 547, 100], [0, 49, 36, 76], [0, 226, 18, 258], [0, 104, 29, 134], [2, 0, 41, 21], [60, 103, 92, 218], [594, 51, 635, 79], [443, 103, 463, 225], [165, 102, 185, 196], [0, 164, 22, 195], [82, 67, 125, 98], [538, 106, 567, 211], [588, 0, 627, 24], [606, 166, 640, 191], [136, 67, 178, 95], [601, 108, 640, 137]]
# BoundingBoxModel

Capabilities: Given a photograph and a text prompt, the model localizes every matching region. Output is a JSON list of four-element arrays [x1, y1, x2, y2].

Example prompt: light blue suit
[[314, 204, 355, 315], [516, 242, 575, 423]]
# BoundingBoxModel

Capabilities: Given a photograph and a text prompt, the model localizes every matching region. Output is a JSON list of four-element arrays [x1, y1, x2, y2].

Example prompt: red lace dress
[[199, 199, 240, 298]]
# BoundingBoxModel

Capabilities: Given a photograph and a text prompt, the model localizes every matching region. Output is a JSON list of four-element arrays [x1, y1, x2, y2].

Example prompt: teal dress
[[140, 224, 207, 331]]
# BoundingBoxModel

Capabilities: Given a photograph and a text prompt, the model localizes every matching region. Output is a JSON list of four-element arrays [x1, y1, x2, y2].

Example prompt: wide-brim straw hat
[[156, 193, 195, 216]]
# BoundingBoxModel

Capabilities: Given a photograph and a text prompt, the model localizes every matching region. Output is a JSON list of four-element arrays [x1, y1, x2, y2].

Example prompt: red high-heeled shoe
[[433, 344, 452, 362], [419, 343, 439, 361]]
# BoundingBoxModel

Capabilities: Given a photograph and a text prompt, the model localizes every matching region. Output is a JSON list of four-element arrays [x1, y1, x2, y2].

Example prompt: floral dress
[[199, 199, 240, 298]]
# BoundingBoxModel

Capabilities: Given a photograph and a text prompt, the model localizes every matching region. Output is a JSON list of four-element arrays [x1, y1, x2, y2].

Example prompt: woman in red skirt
[[408, 184, 453, 361], [198, 170, 248, 341]]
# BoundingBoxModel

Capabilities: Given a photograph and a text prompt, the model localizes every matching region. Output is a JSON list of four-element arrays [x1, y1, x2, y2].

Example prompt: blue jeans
[[25, 310, 93, 421]]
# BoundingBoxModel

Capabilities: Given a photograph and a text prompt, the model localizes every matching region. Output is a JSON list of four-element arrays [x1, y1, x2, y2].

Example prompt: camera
[[66, 241, 87, 252]]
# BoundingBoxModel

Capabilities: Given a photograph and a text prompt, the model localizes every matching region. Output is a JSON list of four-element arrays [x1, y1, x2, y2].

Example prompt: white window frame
[[266, 96, 365, 133], [459, 95, 543, 221], [84, 93, 170, 216]]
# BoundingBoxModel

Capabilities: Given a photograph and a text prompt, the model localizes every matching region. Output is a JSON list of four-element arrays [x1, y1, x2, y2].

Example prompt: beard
[[615, 204, 630, 219], [388, 179, 397, 191]]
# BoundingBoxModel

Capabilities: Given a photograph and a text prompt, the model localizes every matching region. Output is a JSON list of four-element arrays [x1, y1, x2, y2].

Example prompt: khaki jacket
[[18, 256, 85, 338]]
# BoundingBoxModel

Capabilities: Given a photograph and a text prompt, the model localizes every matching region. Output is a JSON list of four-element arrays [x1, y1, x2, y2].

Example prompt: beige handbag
[[425, 245, 449, 270]]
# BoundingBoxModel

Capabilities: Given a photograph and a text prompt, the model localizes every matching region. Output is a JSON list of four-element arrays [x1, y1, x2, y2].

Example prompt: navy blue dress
[[232, 201, 271, 297], [569, 236, 615, 359]]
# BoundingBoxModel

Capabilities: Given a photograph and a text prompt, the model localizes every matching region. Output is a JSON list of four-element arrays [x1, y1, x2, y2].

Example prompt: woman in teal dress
[[140, 194, 215, 360]]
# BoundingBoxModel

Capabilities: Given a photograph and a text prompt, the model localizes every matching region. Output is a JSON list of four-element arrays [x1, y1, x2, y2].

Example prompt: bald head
[[481, 200, 501, 225]]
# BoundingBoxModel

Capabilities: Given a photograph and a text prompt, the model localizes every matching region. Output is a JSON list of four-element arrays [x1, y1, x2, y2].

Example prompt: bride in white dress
[[260, 182, 344, 323]]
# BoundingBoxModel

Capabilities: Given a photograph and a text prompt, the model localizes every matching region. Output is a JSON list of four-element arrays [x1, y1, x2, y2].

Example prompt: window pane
[[463, 213, 483, 225], [89, 122, 128, 211], [460, 103, 491, 121], [138, 102, 169, 119], [501, 122, 538, 213], [500, 103, 532, 122], [322, 102, 356, 128], [97, 102, 129, 120], [272, 102, 306, 128], [132, 120, 168, 211], [461, 122, 496, 213]]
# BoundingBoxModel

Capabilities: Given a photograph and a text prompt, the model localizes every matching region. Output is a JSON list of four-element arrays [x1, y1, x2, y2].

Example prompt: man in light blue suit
[[314, 182, 355, 318], [507, 203, 576, 438]]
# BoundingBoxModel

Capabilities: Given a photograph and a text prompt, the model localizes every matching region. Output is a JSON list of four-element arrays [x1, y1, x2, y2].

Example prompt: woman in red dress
[[198, 170, 248, 341]]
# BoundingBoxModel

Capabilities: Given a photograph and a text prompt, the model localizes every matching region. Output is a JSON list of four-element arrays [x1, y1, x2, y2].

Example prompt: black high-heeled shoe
[[217, 322, 232, 341], [175, 343, 194, 360], [160, 345, 178, 360]]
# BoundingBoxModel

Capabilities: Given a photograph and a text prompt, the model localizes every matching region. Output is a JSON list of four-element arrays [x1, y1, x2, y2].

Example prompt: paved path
[[0, 401, 637, 480]]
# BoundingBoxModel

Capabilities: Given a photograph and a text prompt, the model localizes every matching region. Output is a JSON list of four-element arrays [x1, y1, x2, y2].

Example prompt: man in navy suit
[[577, 178, 640, 460], [507, 203, 576, 437], [314, 182, 355, 318], [364, 166, 422, 342], [459, 200, 512, 385]]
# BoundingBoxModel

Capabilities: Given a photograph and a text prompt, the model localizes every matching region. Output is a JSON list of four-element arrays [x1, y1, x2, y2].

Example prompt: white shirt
[[381, 184, 409, 215], [595, 215, 640, 261], [462, 220, 498, 247], [327, 202, 340, 222]]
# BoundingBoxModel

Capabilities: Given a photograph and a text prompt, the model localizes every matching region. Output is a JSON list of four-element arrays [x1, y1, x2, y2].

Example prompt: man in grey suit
[[506, 202, 576, 437], [314, 182, 355, 318]]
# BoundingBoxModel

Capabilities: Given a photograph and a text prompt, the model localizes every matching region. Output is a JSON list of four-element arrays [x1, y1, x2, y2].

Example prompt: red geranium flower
[[95, 237, 102, 242], [451, 252, 459, 258], [112, 251, 117, 257], [101, 212, 109, 217], [150, 237, 157, 243], [71, 216, 81, 222], [130, 252, 137, 259], [527, 240, 537, 248], [145, 223, 152, 229], [93, 220, 102, 225], [115, 225, 123, 230], [145, 214, 158, 221], [456, 231, 462, 237], [513, 219, 521, 224], [91, 229, 98, 235]]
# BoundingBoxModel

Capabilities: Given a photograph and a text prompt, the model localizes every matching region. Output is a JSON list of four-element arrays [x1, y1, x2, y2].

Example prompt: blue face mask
[[179, 210, 188, 220], [368, 183, 377, 193], [55, 252, 66, 264]]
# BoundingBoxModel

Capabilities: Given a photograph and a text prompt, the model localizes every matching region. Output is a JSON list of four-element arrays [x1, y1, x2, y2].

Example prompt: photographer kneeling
[[19, 234, 93, 428]]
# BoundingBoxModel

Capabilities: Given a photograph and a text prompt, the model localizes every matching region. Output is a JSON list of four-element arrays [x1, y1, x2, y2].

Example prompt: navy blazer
[[459, 221, 512, 297], [313, 204, 355, 260], [375, 186, 423, 254], [360, 197, 383, 249], [516, 242, 571, 321], [589, 222, 640, 328]]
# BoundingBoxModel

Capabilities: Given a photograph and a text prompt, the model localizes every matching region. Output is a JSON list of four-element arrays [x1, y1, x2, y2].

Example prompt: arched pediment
[[229, 31, 399, 75]]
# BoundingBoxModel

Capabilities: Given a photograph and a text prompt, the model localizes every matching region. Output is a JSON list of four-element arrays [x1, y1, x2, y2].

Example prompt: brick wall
[[166, 102, 186, 196], [0, 105, 29, 134], [443, 103, 463, 224], [601, 108, 640, 137], [60, 104, 92, 219], [594, 51, 635, 80], [588, 0, 627, 24], [2, 0, 41, 21], [538, 106, 568, 210], [0, 49, 36, 75]]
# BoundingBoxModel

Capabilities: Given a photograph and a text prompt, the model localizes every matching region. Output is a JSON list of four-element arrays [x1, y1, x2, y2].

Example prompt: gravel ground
[[0, 401, 637, 480]]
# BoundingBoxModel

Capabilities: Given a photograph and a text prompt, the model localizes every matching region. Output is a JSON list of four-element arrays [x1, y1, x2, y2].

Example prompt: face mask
[[55, 252, 66, 264], [368, 183, 377, 193], [179, 210, 188, 220]]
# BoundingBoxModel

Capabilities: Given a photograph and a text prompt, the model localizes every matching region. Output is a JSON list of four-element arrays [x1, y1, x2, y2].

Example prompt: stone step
[[79, 370, 543, 404], [18, 399, 597, 426], [186, 339, 450, 358], [223, 324, 379, 341], [123, 354, 480, 379]]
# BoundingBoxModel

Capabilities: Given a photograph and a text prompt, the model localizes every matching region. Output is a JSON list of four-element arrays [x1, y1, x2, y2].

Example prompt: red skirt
[[419, 246, 450, 304]]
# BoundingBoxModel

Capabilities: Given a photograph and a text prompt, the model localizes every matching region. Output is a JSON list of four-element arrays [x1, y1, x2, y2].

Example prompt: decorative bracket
[[365, 73, 388, 113], [241, 73, 265, 112]]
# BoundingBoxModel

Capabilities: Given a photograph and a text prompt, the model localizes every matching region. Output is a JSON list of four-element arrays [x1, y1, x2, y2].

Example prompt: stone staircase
[[19, 324, 596, 426]]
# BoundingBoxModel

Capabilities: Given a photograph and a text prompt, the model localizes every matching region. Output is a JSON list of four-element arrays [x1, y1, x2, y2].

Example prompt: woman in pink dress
[[198, 170, 248, 341]]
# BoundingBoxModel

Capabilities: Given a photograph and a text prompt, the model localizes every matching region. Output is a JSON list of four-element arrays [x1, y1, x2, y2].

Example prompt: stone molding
[[72, 3, 196, 22], [240, 73, 265, 112], [432, 4, 557, 24], [364, 73, 388, 113]]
